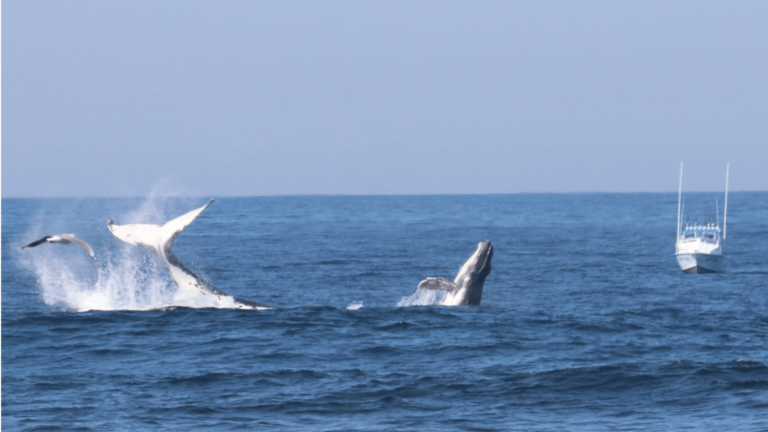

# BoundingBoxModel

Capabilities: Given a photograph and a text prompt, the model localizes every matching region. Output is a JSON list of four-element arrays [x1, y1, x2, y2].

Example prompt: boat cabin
[[677, 223, 722, 254]]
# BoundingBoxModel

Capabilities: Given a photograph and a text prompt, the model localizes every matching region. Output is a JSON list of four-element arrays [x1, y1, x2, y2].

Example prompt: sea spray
[[22, 240, 173, 311], [396, 288, 447, 307], [19, 195, 240, 312], [346, 301, 364, 310]]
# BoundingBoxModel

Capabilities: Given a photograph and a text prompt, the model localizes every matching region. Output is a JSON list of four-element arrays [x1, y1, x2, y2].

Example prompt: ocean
[[2, 193, 767, 431]]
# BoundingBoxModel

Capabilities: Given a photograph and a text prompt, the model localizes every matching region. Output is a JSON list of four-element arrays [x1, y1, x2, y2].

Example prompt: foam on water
[[396, 288, 447, 307], [346, 301, 364, 310]]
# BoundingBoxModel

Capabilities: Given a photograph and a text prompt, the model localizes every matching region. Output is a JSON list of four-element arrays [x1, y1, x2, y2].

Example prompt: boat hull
[[676, 253, 725, 273]]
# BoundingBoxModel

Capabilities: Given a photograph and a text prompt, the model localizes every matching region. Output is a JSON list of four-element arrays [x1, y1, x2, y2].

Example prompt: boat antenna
[[723, 162, 729, 240], [676, 161, 683, 243]]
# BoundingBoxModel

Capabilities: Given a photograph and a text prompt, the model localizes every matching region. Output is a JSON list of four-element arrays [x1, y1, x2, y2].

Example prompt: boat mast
[[682, 200, 685, 228], [723, 162, 729, 240], [716, 198, 719, 228], [676, 162, 683, 246]]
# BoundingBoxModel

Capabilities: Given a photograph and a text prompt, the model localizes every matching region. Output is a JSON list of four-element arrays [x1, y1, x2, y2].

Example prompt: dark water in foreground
[[3, 194, 768, 431]]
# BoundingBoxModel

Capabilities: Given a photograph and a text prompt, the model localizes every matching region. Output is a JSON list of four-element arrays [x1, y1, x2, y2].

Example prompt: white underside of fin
[[415, 277, 467, 306], [44, 234, 96, 259]]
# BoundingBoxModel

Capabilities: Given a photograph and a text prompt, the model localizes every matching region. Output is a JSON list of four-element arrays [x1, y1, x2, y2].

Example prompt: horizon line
[[2, 190, 764, 200]]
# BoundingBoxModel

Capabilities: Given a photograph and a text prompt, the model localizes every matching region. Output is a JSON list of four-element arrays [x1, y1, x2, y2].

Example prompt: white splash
[[396, 289, 447, 307], [20, 195, 243, 312], [346, 301, 364, 310], [21, 243, 244, 312]]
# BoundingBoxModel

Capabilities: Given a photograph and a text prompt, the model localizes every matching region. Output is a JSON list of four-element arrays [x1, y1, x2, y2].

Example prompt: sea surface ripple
[[3, 194, 767, 430]]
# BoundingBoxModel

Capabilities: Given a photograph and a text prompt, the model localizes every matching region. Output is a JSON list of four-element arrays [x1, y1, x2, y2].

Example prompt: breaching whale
[[23, 234, 96, 259], [416, 241, 493, 306], [107, 199, 272, 310]]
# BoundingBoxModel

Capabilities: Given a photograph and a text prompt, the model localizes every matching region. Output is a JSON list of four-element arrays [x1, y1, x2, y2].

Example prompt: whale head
[[451, 241, 493, 305]]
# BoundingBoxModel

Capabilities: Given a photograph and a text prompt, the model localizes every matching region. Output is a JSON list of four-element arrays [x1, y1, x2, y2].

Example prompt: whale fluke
[[107, 199, 273, 310], [22, 234, 96, 259], [416, 241, 493, 306]]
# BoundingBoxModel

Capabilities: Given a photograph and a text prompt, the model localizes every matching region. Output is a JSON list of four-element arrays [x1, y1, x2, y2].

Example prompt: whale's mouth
[[473, 242, 493, 276]]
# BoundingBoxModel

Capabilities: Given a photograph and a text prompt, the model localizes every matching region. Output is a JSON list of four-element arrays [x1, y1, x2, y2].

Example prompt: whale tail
[[107, 199, 273, 310], [107, 199, 215, 256], [107, 199, 222, 296]]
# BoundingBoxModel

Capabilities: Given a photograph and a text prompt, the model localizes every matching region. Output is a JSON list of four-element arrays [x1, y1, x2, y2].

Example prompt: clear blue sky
[[3, 1, 767, 197]]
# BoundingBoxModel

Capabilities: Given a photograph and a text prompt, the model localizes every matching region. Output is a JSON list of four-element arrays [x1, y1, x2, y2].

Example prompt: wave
[[346, 301, 364, 310]]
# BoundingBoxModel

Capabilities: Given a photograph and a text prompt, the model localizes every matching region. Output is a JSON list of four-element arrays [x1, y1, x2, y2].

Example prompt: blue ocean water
[[2, 193, 767, 431]]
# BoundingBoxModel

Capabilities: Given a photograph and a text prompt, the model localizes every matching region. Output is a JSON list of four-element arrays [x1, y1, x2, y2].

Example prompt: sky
[[2, 1, 767, 198]]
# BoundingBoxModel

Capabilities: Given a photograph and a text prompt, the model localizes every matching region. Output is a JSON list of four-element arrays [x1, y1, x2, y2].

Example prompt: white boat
[[674, 162, 730, 273]]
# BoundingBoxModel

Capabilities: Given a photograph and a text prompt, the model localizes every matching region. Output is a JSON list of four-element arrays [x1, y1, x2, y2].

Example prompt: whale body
[[107, 199, 272, 310], [416, 241, 493, 306]]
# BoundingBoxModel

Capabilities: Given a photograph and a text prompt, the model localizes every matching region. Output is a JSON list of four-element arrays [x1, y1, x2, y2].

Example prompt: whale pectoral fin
[[22, 236, 52, 249], [59, 234, 96, 259], [417, 277, 458, 292]]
